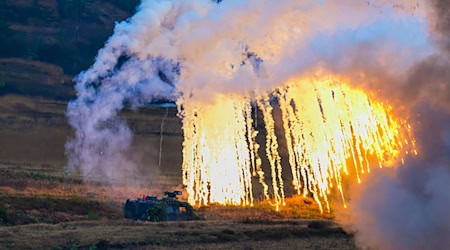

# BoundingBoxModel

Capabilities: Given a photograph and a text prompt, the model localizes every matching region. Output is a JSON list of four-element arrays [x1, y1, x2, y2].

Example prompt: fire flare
[[178, 95, 256, 206], [178, 76, 416, 212], [278, 76, 416, 212]]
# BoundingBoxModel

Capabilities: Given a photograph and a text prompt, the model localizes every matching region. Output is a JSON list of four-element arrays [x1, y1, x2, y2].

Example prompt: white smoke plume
[[66, 0, 449, 248], [66, 57, 177, 180]]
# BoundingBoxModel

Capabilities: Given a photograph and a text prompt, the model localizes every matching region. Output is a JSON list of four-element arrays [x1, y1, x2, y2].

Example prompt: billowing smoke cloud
[[340, 1, 450, 249], [67, 0, 424, 177], [66, 57, 177, 180], [66, 0, 449, 248], [342, 108, 450, 250]]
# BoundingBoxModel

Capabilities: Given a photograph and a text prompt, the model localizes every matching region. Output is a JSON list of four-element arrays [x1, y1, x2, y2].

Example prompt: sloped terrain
[[0, 0, 140, 99]]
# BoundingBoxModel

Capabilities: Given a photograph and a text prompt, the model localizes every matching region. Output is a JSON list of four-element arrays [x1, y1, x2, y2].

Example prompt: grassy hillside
[[0, 94, 183, 174], [0, 0, 140, 99]]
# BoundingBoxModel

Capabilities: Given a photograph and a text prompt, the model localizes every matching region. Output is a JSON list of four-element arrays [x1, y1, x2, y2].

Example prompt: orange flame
[[178, 75, 416, 212]]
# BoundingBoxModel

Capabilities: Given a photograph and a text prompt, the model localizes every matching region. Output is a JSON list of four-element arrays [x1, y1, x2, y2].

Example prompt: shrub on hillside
[[0, 72, 5, 89]]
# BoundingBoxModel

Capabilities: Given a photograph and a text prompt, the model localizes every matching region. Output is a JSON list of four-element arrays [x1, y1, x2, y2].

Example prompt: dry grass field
[[0, 220, 356, 250], [0, 159, 356, 249]]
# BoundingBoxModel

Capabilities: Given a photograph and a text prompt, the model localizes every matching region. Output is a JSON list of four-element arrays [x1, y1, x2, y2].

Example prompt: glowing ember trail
[[179, 76, 416, 211], [278, 76, 416, 212], [178, 95, 256, 206], [257, 96, 286, 211]]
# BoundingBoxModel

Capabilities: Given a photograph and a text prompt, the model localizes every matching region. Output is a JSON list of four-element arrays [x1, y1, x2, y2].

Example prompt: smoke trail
[[158, 107, 169, 167]]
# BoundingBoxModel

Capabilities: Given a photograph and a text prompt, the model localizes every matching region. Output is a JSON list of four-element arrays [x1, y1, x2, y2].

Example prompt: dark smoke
[[432, 0, 450, 52], [400, 0, 450, 113]]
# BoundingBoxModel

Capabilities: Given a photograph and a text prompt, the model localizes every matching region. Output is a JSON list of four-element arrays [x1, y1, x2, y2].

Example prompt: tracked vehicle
[[124, 191, 199, 221]]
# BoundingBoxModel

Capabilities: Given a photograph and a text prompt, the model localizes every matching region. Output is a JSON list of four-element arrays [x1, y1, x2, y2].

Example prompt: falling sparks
[[278, 76, 416, 212], [257, 96, 286, 211], [178, 95, 255, 206], [178, 75, 416, 212]]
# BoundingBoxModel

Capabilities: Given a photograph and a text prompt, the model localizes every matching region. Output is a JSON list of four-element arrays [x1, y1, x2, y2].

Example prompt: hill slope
[[0, 0, 140, 99]]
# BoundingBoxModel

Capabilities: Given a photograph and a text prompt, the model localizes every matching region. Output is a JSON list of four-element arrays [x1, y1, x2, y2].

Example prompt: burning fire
[[178, 75, 416, 212]]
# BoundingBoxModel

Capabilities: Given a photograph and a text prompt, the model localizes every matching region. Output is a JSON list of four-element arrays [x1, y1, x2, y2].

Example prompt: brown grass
[[197, 195, 333, 222], [0, 58, 71, 86], [0, 220, 356, 249]]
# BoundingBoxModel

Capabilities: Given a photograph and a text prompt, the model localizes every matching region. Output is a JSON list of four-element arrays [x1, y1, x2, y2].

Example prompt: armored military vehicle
[[123, 191, 200, 221]]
